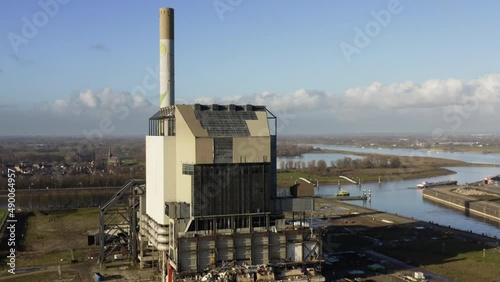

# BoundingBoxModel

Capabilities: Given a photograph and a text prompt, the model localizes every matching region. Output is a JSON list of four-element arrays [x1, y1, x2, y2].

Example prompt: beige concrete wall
[[164, 136, 177, 203], [233, 137, 270, 163], [176, 105, 208, 137], [196, 137, 214, 164], [175, 105, 197, 204], [246, 111, 270, 137], [146, 136, 167, 225]]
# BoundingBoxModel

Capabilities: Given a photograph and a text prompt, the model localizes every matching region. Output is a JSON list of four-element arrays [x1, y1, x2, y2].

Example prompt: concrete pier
[[422, 186, 500, 222]]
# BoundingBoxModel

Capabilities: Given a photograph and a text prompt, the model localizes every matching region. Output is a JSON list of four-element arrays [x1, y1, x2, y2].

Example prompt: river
[[309, 144, 500, 164], [278, 145, 500, 237]]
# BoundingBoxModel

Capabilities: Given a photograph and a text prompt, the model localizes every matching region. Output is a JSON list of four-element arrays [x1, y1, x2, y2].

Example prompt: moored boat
[[416, 180, 458, 189], [336, 190, 350, 196]]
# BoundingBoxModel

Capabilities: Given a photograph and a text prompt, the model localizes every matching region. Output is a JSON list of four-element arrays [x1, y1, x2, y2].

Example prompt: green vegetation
[[277, 153, 492, 187], [0, 271, 80, 282], [278, 166, 456, 187], [277, 142, 315, 157], [0, 209, 7, 224], [13, 209, 99, 269], [15, 249, 90, 269], [377, 239, 500, 282], [120, 158, 139, 166]]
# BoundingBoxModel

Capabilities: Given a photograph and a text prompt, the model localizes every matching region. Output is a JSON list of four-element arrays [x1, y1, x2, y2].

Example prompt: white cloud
[[191, 89, 332, 113], [46, 88, 153, 116], [6, 74, 500, 135], [77, 90, 99, 108], [132, 94, 149, 108], [229, 74, 500, 115], [340, 75, 500, 113], [184, 74, 500, 134], [53, 99, 69, 113]]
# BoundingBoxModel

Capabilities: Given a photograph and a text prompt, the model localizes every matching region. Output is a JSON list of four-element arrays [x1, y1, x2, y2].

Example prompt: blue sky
[[2, 0, 500, 136]]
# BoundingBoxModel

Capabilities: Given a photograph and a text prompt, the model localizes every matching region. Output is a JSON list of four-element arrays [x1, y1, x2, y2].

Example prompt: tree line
[[279, 156, 403, 172], [0, 170, 145, 190], [277, 142, 315, 157]]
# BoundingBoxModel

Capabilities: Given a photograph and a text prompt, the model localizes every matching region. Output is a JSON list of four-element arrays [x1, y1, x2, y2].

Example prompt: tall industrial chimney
[[159, 8, 174, 108]]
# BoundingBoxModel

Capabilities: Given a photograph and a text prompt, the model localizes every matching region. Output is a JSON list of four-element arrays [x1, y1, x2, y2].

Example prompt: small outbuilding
[[290, 178, 315, 198]]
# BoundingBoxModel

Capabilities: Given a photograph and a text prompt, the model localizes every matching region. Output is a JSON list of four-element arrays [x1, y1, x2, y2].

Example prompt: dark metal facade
[[189, 163, 271, 216]]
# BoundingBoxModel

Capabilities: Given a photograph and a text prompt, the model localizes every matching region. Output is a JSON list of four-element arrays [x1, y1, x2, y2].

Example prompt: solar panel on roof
[[194, 110, 257, 137]]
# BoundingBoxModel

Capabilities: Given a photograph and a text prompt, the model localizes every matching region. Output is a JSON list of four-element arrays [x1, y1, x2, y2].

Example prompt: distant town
[[0, 136, 145, 190]]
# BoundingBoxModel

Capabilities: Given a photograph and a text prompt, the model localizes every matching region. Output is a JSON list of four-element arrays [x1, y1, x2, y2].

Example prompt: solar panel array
[[195, 110, 257, 137]]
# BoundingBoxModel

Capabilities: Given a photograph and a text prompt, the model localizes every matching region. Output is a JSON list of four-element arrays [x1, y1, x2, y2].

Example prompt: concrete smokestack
[[159, 8, 174, 108]]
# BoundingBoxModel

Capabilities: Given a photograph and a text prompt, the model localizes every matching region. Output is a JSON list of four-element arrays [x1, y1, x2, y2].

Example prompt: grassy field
[[278, 166, 456, 187], [12, 208, 99, 269], [0, 209, 7, 224], [276, 153, 490, 187], [377, 239, 500, 282], [0, 271, 81, 281]]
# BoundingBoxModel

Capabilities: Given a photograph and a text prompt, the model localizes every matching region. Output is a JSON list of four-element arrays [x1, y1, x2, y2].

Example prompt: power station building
[[100, 8, 323, 282], [141, 103, 284, 273], [145, 103, 275, 223]]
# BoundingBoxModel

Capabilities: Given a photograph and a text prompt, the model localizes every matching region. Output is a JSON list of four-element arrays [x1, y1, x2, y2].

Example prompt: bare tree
[[317, 160, 327, 173], [307, 160, 317, 172], [336, 157, 352, 169], [389, 156, 402, 168], [294, 161, 301, 169]]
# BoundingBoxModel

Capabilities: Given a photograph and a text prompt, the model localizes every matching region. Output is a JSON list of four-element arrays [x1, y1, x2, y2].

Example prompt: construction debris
[[177, 263, 324, 282]]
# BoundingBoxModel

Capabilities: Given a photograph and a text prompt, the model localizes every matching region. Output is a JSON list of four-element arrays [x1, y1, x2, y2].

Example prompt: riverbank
[[303, 142, 500, 154], [317, 149, 500, 165], [422, 185, 500, 223], [277, 152, 495, 187], [292, 199, 500, 281]]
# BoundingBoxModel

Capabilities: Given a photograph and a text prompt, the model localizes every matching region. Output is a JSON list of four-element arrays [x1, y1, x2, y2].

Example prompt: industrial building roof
[[176, 104, 270, 138]]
